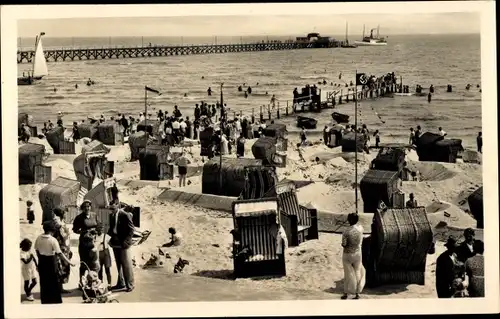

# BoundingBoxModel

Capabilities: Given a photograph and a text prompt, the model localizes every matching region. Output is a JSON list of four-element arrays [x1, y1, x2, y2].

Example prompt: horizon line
[[17, 32, 480, 38]]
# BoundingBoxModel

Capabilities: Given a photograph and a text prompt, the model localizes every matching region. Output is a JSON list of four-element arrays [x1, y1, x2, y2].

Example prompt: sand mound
[[406, 161, 457, 181]]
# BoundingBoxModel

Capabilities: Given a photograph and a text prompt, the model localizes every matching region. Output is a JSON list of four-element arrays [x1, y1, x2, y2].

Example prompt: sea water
[[17, 34, 481, 148]]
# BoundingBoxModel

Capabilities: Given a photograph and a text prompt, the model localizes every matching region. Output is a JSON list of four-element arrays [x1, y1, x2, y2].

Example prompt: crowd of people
[[21, 198, 142, 304]]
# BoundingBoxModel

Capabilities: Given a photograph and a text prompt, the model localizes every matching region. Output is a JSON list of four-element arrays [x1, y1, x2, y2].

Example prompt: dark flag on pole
[[356, 73, 368, 86], [145, 86, 161, 95]]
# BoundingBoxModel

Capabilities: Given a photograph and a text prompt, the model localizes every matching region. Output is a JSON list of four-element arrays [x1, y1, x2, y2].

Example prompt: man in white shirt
[[139, 113, 145, 122], [172, 119, 181, 144], [179, 119, 187, 141]]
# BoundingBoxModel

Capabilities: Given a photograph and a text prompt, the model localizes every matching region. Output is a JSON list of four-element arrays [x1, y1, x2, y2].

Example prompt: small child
[[20, 239, 38, 301], [26, 200, 35, 224], [95, 223, 112, 290], [162, 227, 182, 247]]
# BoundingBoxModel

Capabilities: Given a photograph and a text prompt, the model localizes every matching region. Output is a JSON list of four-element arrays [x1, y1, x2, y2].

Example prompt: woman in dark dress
[[72, 200, 98, 279], [35, 220, 76, 304], [52, 208, 72, 293]]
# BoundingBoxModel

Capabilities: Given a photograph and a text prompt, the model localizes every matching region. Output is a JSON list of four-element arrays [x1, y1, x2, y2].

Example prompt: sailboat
[[18, 32, 48, 85], [354, 24, 387, 46], [341, 22, 357, 48]]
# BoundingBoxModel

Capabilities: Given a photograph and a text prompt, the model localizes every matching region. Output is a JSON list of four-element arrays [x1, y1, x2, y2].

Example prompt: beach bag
[[202, 157, 263, 196], [360, 169, 400, 213], [19, 143, 45, 182], [251, 137, 277, 164]]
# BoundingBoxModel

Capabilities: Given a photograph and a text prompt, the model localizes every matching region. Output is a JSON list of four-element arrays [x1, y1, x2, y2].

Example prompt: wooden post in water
[[277, 102, 280, 119], [252, 108, 255, 124], [267, 105, 271, 120], [286, 101, 289, 116], [346, 90, 350, 103], [259, 105, 264, 122], [339, 90, 343, 104]]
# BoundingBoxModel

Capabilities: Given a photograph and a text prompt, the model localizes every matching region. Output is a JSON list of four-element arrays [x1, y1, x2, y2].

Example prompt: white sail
[[32, 35, 48, 78]]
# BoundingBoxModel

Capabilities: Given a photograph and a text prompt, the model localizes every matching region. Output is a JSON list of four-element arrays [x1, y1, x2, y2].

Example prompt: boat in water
[[18, 32, 48, 85], [341, 22, 357, 48], [354, 25, 387, 46]]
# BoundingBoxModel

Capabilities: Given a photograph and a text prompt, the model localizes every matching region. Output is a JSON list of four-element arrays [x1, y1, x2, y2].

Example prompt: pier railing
[[217, 82, 396, 127], [17, 40, 345, 63]]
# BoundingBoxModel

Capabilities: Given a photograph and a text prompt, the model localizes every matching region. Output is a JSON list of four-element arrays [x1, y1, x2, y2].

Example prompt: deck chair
[[275, 181, 319, 247]]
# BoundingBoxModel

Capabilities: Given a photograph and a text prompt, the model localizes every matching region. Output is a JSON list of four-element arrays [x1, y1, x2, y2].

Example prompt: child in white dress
[[20, 238, 38, 301]]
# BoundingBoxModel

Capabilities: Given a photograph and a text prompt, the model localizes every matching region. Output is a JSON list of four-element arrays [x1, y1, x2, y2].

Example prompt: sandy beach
[[18, 131, 483, 302]]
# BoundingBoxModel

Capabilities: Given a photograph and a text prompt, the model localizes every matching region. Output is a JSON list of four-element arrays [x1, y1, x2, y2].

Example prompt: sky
[[18, 12, 480, 38]]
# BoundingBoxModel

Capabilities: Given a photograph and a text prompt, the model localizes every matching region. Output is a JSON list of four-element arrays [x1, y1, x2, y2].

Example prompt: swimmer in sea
[[75, 84, 78, 89], [184, 93, 188, 97]]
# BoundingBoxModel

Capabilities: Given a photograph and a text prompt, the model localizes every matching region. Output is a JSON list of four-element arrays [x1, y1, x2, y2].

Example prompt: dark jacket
[[108, 210, 135, 249], [435, 252, 456, 298], [455, 241, 476, 263]]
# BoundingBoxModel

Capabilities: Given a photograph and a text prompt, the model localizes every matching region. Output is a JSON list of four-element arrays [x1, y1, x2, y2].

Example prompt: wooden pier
[[17, 41, 344, 64], [224, 81, 397, 125]]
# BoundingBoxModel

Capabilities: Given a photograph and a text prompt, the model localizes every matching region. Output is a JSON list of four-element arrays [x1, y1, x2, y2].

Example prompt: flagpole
[[144, 86, 148, 130], [354, 70, 358, 215], [219, 83, 224, 193]]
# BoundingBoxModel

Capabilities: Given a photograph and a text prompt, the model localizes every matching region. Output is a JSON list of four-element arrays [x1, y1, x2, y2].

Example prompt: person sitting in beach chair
[[406, 193, 418, 208]]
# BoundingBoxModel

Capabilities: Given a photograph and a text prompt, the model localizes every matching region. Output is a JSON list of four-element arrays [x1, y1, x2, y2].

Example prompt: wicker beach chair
[[19, 143, 51, 184], [360, 169, 400, 213], [364, 207, 433, 288], [39, 177, 81, 222], [232, 198, 286, 278], [467, 186, 483, 229]]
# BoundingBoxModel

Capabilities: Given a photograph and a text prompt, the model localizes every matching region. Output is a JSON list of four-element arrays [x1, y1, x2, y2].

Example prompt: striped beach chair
[[274, 181, 319, 247], [232, 198, 286, 278]]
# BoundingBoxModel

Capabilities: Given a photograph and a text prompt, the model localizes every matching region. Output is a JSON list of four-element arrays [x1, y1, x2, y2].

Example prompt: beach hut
[[128, 131, 149, 161], [239, 165, 277, 200], [415, 132, 444, 161], [138, 145, 170, 181], [232, 198, 287, 278], [371, 147, 406, 172], [364, 207, 433, 287], [77, 122, 100, 140], [467, 186, 483, 229], [19, 143, 51, 184], [274, 181, 319, 247], [202, 158, 263, 197], [262, 123, 287, 139], [97, 121, 124, 145], [73, 142, 110, 191], [331, 112, 349, 124], [360, 169, 400, 213], [38, 177, 80, 222], [341, 132, 366, 152]]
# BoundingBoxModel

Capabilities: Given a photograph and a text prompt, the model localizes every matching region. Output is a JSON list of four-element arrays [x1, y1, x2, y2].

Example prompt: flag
[[145, 86, 161, 95], [356, 72, 369, 86]]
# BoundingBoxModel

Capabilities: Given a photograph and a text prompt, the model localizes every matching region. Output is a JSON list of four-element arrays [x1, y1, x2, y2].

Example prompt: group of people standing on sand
[[436, 229, 485, 298], [338, 217, 484, 300], [20, 196, 139, 304]]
